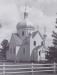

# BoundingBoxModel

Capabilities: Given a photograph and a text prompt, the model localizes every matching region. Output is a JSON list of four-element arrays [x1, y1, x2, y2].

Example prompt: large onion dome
[[16, 21, 27, 30]]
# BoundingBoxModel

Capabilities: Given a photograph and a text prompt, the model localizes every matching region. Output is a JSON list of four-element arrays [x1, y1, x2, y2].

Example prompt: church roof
[[16, 21, 27, 30], [16, 21, 35, 30], [12, 33, 23, 46], [33, 44, 48, 51], [32, 31, 43, 39], [11, 33, 30, 46], [33, 45, 42, 51]]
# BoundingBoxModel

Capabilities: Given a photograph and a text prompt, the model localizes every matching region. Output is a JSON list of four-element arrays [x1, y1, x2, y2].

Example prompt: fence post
[[32, 63, 33, 75], [54, 62, 56, 74], [2, 63, 5, 75]]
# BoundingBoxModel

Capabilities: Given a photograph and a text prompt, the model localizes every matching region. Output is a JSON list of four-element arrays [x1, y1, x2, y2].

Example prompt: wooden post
[[32, 63, 33, 75], [54, 62, 56, 74], [3, 63, 5, 75]]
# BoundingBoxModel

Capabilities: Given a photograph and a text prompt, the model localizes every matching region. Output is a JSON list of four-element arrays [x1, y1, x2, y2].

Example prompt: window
[[10, 48, 12, 53], [16, 46, 20, 56], [23, 48, 25, 55], [41, 41, 43, 45], [39, 51, 40, 56], [14, 48, 15, 54], [22, 31, 24, 36], [34, 41, 36, 46], [56, 18, 57, 24]]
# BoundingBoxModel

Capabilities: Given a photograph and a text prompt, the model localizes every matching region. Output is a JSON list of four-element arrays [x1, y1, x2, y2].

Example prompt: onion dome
[[16, 21, 27, 30]]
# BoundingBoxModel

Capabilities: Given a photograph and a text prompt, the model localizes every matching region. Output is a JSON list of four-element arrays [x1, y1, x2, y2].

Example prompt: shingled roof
[[32, 31, 43, 39], [33, 44, 48, 51], [33, 45, 42, 51], [11, 33, 30, 46], [11, 33, 23, 46]]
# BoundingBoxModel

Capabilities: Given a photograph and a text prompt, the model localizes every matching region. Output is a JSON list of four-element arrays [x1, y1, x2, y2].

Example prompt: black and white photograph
[[0, 0, 57, 75]]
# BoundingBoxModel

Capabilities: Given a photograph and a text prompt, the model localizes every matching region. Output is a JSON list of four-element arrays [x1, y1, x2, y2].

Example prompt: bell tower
[[16, 0, 35, 40]]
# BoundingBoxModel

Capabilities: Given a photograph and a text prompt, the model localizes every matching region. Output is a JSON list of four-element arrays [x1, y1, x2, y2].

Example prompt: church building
[[6, 6, 48, 62]]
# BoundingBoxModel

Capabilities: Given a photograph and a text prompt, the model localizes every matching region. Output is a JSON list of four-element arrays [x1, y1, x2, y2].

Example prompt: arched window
[[23, 48, 25, 55], [39, 51, 40, 56], [22, 31, 24, 36], [14, 48, 15, 54], [34, 41, 36, 46]]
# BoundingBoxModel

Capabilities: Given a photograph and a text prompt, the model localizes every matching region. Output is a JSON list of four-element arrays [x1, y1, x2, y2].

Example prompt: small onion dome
[[16, 21, 27, 30]]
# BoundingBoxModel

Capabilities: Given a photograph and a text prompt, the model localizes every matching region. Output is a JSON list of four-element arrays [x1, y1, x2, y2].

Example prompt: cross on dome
[[24, 1, 28, 20]]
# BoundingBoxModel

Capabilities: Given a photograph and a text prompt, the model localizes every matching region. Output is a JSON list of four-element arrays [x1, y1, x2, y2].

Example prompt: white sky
[[0, 0, 57, 46]]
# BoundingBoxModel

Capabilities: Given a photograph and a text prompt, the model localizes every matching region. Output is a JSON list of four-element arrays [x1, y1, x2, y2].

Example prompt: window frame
[[23, 48, 25, 55], [39, 51, 40, 56], [22, 31, 24, 36], [34, 41, 36, 46]]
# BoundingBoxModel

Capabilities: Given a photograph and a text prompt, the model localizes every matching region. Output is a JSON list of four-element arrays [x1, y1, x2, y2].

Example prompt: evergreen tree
[[52, 31, 57, 47], [48, 46, 57, 62], [48, 18, 57, 62]]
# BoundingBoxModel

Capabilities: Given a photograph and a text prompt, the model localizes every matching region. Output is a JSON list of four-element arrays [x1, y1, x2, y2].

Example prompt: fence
[[0, 62, 57, 75]]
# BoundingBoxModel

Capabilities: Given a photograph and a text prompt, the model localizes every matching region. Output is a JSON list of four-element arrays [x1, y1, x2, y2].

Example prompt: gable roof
[[33, 44, 48, 51], [11, 33, 30, 46], [11, 33, 23, 46], [32, 31, 43, 39], [33, 45, 42, 51]]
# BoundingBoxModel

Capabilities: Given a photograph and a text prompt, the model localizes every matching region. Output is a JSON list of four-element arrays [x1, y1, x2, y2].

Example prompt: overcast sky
[[0, 0, 57, 46]]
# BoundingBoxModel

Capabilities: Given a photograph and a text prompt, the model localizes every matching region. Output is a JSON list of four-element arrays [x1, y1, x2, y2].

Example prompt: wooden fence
[[0, 62, 57, 75]]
